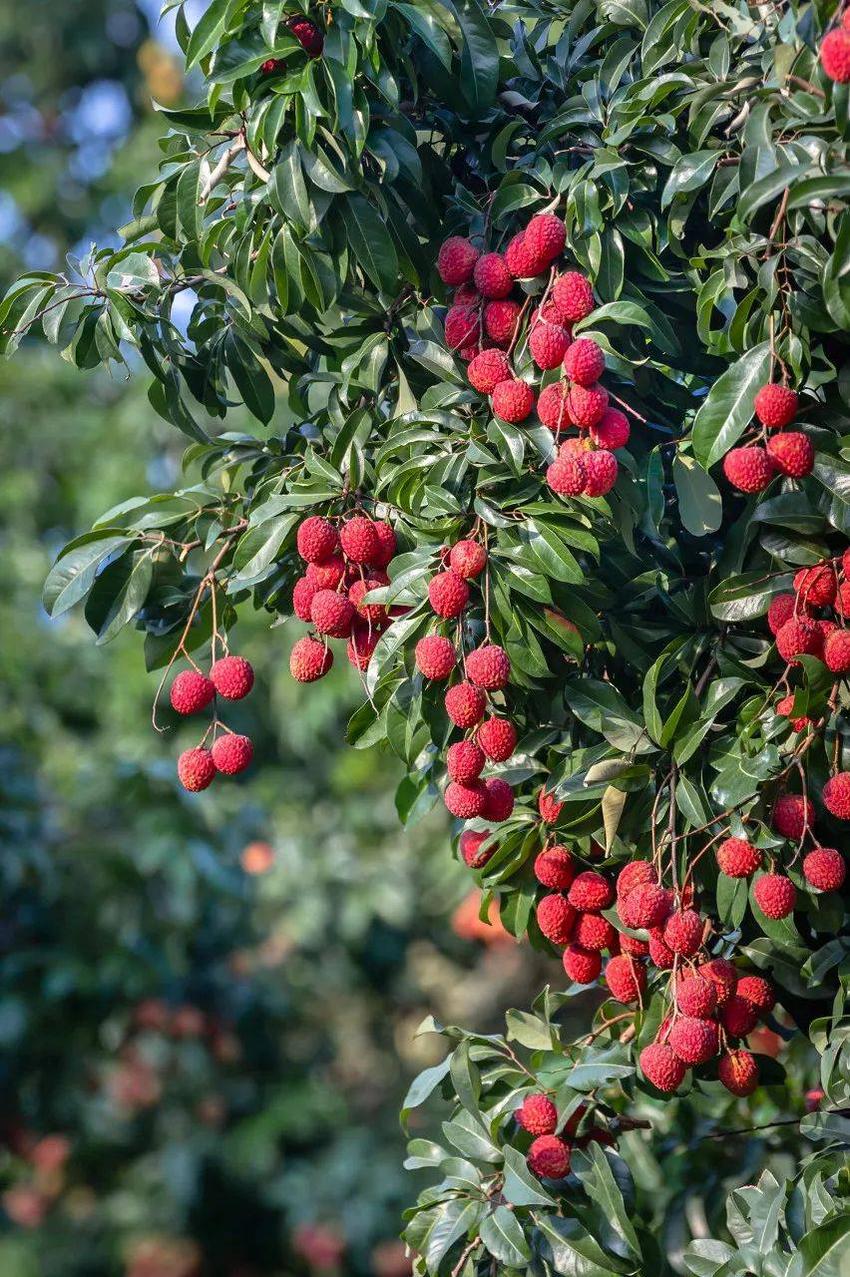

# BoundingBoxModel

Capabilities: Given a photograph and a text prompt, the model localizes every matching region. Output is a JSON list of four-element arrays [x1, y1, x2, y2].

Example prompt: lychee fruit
[[563, 944, 601, 984], [718, 1050, 759, 1097], [340, 516, 379, 564], [536, 894, 576, 945], [492, 378, 534, 423], [459, 828, 494, 869], [567, 383, 608, 428], [517, 1093, 557, 1135], [822, 28, 850, 82], [445, 304, 479, 352], [616, 860, 655, 898], [648, 929, 676, 969], [736, 974, 775, 1016], [428, 571, 470, 618], [767, 593, 798, 635], [347, 624, 381, 671], [210, 655, 254, 700], [170, 670, 215, 716], [772, 793, 814, 839], [445, 681, 486, 727], [306, 554, 345, 590], [590, 407, 630, 451], [754, 383, 798, 429], [536, 381, 572, 432], [753, 873, 796, 918], [446, 740, 486, 784], [484, 299, 521, 346], [547, 457, 587, 496], [775, 616, 822, 664], [288, 15, 324, 56], [477, 716, 517, 762], [534, 846, 575, 889], [311, 589, 355, 638], [619, 934, 649, 957], [468, 348, 512, 394], [449, 540, 487, 579], [261, 58, 285, 74], [466, 644, 511, 690], [482, 777, 514, 823], [662, 909, 704, 957], [563, 337, 604, 387], [473, 252, 513, 299], [716, 837, 762, 878], [538, 787, 563, 823], [720, 994, 759, 1038], [824, 628, 850, 673], [444, 780, 487, 819], [795, 562, 836, 606], [415, 635, 456, 680], [529, 322, 571, 370], [767, 432, 813, 477], [698, 957, 738, 1007], [437, 237, 479, 286], [505, 231, 536, 279], [668, 1016, 719, 1065], [776, 694, 811, 732], [524, 213, 566, 269], [177, 746, 216, 792], [293, 576, 318, 622], [803, 847, 846, 891], [619, 882, 671, 930], [211, 733, 253, 776], [639, 1043, 686, 1092], [567, 871, 613, 912], [370, 521, 397, 568], [348, 575, 389, 624], [552, 272, 595, 324], [527, 1134, 571, 1179], [583, 450, 618, 497], [572, 912, 616, 952], [823, 771, 850, 818], [290, 635, 333, 682], [605, 954, 646, 1003], [723, 447, 774, 493], [675, 974, 718, 1019], [297, 515, 339, 563]]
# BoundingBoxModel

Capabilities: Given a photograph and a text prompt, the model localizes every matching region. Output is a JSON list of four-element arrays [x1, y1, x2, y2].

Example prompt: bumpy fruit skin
[[552, 271, 595, 323], [535, 846, 575, 889], [648, 929, 675, 969], [307, 554, 345, 590], [640, 1043, 686, 1093], [170, 670, 215, 716], [767, 431, 814, 477], [445, 681, 486, 728], [536, 893, 576, 945], [821, 28, 850, 82], [572, 912, 616, 952], [517, 1093, 558, 1136], [445, 304, 479, 351], [524, 213, 566, 268], [297, 515, 339, 563], [473, 252, 513, 299], [605, 954, 646, 1004], [538, 787, 564, 824], [776, 694, 811, 732], [347, 625, 380, 671], [261, 57, 285, 73], [529, 322, 571, 370], [177, 747, 216, 792], [753, 873, 797, 919], [767, 593, 797, 635], [619, 882, 671, 929], [492, 378, 534, 423], [772, 793, 814, 839], [563, 337, 604, 387], [446, 740, 486, 784], [415, 635, 456, 681], [563, 944, 601, 983], [468, 348, 512, 394], [437, 237, 479, 286], [481, 299, 519, 347], [293, 576, 318, 622], [527, 1134, 571, 1179], [698, 957, 738, 1006], [720, 994, 759, 1038], [537, 381, 572, 432], [290, 635, 333, 682], [482, 777, 514, 822], [568, 871, 613, 912], [736, 974, 775, 1015], [449, 540, 486, 579], [210, 655, 254, 700], [370, 521, 396, 568], [349, 575, 388, 623], [591, 407, 630, 451], [754, 383, 798, 428], [616, 860, 655, 898], [719, 1050, 759, 1097], [466, 644, 511, 690], [824, 771, 850, 818], [460, 829, 494, 869], [288, 15, 324, 57], [716, 837, 762, 878], [567, 383, 608, 428], [311, 589, 355, 638], [676, 974, 718, 1019], [583, 450, 618, 497], [824, 628, 850, 673], [444, 780, 487, 819], [837, 581, 850, 616], [662, 909, 703, 957], [803, 847, 846, 891], [668, 1016, 719, 1065], [776, 616, 822, 664], [477, 716, 516, 762], [211, 733, 253, 776], [505, 231, 536, 278], [340, 515, 379, 564], [723, 446, 774, 493], [428, 571, 470, 618], [547, 457, 587, 496]]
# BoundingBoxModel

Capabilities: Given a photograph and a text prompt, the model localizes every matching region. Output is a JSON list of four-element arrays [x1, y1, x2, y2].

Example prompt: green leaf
[[43, 534, 132, 617], [343, 193, 399, 293], [451, 0, 499, 115], [673, 454, 722, 536], [480, 1206, 531, 1267], [691, 342, 771, 468], [799, 1212, 850, 1277], [502, 1145, 556, 1206]]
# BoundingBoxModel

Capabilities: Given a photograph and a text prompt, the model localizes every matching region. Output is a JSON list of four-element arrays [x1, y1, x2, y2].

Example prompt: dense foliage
[[4, 0, 850, 1273]]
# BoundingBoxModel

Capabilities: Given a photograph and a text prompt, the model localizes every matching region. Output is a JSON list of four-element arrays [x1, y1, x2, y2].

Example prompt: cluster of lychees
[[437, 214, 629, 501], [413, 538, 519, 828], [714, 815, 845, 926], [289, 513, 401, 683], [170, 655, 255, 791], [821, 10, 850, 83], [514, 1093, 614, 1180], [260, 12, 324, 74], [722, 383, 813, 493]]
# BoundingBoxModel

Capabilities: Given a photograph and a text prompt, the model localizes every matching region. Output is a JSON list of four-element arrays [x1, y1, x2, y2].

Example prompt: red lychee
[[445, 681, 486, 727], [719, 1050, 759, 1096], [772, 793, 814, 839], [288, 15, 324, 56], [567, 383, 608, 428], [698, 957, 738, 1007], [348, 575, 388, 624], [616, 860, 655, 898], [824, 628, 850, 673], [605, 954, 646, 1004], [767, 431, 813, 477], [347, 624, 380, 671], [590, 407, 630, 451], [482, 777, 514, 823], [619, 933, 649, 956], [370, 521, 397, 568], [297, 515, 339, 563], [776, 694, 811, 733], [445, 304, 479, 352], [648, 929, 675, 969], [662, 909, 704, 958], [563, 944, 601, 984], [640, 1043, 686, 1092], [177, 747, 216, 792], [529, 322, 571, 370], [505, 231, 536, 279], [210, 655, 254, 700], [428, 571, 470, 618], [536, 381, 572, 432], [776, 616, 822, 664], [753, 873, 796, 919], [716, 837, 762, 878], [446, 740, 486, 784], [437, 236, 479, 286], [534, 846, 575, 889], [211, 733, 253, 776], [824, 771, 850, 818], [311, 589, 355, 638], [415, 635, 456, 680], [444, 780, 487, 819], [527, 1134, 571, 1179], [619, 882, 671, 930], [572, 912, 616, 952], [552, 272, 595, 323], [803, 847, 846, 891], [767, 593, 798, 635], [473, 252, 513, 299], [261, 58, 285, 73], [668, 1016, 719, 1065], [583, 450, 618, 497], [563, 337, 604, 387], [340, 516, 379, 564], [547, 457, 586, 496], [536, 894, 576, 945], [736, 974, 775, 1016], [293, 576, 318, 622], [517, 1093, 558, 1136], [754, 383, 798, 429], [538, 787, 563, 823], [468, 348, 512, 394], [675, 974, 718, 1020], [492, 378, 534, 423], [290, 635, 333, 682], [466, 644, 511, 691], [459, 828, 495, 869], [449, 540, 487, 579], [723, 447, 774, 493], [484, 299, 521, 346], [821, 28, 850, 82], [524, 213, 566, 269], [720, 994, 759, 1038], [477, 716, 517, 762], [794, 562, 836, 606], [170, 670, 215, 716], [567, 871, 613, 912], [306, 554, 345, 590]]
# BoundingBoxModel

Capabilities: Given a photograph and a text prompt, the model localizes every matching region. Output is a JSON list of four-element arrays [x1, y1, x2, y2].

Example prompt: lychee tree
[[4, 0, 850, 1270]]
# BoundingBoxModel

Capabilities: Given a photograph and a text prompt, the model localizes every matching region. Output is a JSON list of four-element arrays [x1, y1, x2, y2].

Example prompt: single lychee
[[527, 1134, 571, 1179], [492, 378, 534, 423], [482, 777, 514, 822], [567, 871, 613, 912], [698, 957, 738, 1007], [348, 575, 389, 624], [306, 554, 345, 590], [347, 624, 380, 671], [794, 563, 836, 607], [516, 1093, 557, 1136], [719, 1050, 759, 1097], [293, 576, 318, 622], [776, 694, 811, 732], [639, 1043, 686, 1092], [536, 381, 572, 432], [772, 793, 814, 839], [590, 407, 630, 451], [444, 780, 487, 819], [505, 231, 536, 279], [767, 432, 813, 477], [648, 929, 676, 969], [753, 873, 796, 918], [529, 322, 571, 370], [563, 337, 605, 387], [572, 912, 616, 952], [716, 837, 762, 878], [468, 348, 512, 394], [567, 383, 608, 428], [552, 271, 595, 323], [211, 733, 253, 776], [821, 28, 850, 82], [473, 252, 513, 299], [170, 670, 215, 716], [177, 747, 216, 792], [720, 994, 759, 1038], [803, 847, 846, 891], [414, 636, 454, 683], [619, 882, 671, 930], [466, 644, 511, 691], [662, 909, 704, 957], [675, 974, 718, 1020], [616, 860, 655, 898], [668, 1016, 719, 1065], [311, 589, 355, 638], [524, 213, 566, 269], [477, 716, 517, 762], [547, 457, 587, 496], [767, 593, 797, 635], [536, 894, 576, 945], [437, 237, 479, 286], [340, 516, 379, 564], [428, 571, 469, 618], [290, 635, 333, 682], [446, 740, 486, 784], [723, 447, 774, 493], [824, 629, 850, 673], [776, 616, 822, 664], [538, 787, 563, 823], [619, 933, 649, 956], [459, 828, 495, 869], [288, 15, 324, 57], [445, 681, 487, 728], [449, 540, 487, 579], [824, 771, 850, 818], [484, 299, 521, 346], [297, 515, 339, 563], [370, 521, 397, 568], [444, 304, 479, 352], [563, 944, 601, 984], [583, 450, 618, 497], [605, 954, 646, 1003], [210, 655, 254, 700], [754, 383, 798, 429], [534, 846, 575, 889], [736, 974, 775, 1015]]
